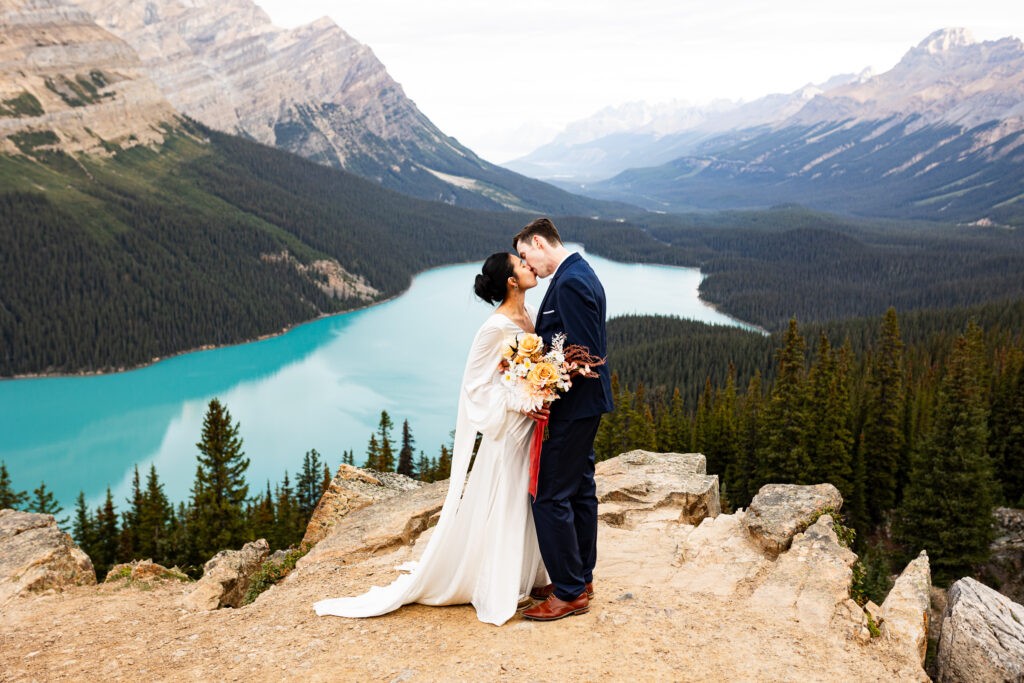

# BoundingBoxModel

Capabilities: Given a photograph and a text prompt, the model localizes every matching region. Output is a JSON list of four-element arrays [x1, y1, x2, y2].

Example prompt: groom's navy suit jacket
[[535, 253, 614, 421]]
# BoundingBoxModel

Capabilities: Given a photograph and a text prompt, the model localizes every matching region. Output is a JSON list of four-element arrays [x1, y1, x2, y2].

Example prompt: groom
[[514, 218, 614, 621]]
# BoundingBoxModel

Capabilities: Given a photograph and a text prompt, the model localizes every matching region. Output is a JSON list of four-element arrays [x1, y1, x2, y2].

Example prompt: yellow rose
[[516, 333, 543, 359], [500, 337, 516, 360], [527, 362, 560, 389]]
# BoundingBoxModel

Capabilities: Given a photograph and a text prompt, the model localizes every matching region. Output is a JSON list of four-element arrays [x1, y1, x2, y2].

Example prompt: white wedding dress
[[314, 310, 549, 626]]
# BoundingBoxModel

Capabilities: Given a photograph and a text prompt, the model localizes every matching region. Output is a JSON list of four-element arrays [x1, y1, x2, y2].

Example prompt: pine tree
[[704, 365, 738, 478], [29, 481, 64, 523], [342, 450, 354, 466], [758, 318, 811, 485], [397, 420, 416, 477], [274, 472, 301, 549], [93, 488, 120, 577], [321, 463, 332, 499], [296, 449, 324, 519], [625, 383, 657, 451], [806, 334, 854, 501], [375, 411, 395, 472], [862, 308, 905, 524], [594, 374, 626, 461], [138, 465, 171, 562], [249, 481, 276, 543], [416, 451, 433, 483], [435, 445, 452, 480], [71, 491, 95, 556], [731, 371, 764, 508], [118, 465, 143, 561], [364, 434, 380, 470], [656, 387, 690, 454], [190, 398, 250, 561], [692, 377, 714, 453], [990, 353, 1024, 505], [894, 333, 996, 584], [0, 461, 28, 509]]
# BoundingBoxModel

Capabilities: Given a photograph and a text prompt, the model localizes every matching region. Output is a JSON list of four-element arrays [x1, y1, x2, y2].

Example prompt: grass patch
[[0, 91, 43, 117], [242, 543, 312, 605], [9, 130, 59, 154], [865, 611, 881, 638]]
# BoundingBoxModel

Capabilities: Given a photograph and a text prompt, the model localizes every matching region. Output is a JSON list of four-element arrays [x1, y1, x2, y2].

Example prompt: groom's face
[[516, 236, 553, 278]]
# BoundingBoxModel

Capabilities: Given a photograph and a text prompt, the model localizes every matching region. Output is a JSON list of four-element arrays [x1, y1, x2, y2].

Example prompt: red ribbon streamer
[[528, 417, 547, 501]]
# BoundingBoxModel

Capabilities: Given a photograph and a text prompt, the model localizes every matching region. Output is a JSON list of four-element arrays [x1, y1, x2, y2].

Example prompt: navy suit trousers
[[531, 415, 602, 602]]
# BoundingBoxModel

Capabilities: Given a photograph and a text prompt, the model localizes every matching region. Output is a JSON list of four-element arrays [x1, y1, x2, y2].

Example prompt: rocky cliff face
[[0, 0, 181, 155], [67, 0, 606, 214], [0, 452, 935, 680]]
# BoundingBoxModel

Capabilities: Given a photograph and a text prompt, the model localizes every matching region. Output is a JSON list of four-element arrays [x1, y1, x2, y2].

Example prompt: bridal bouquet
[[498, 332, 602, 413]]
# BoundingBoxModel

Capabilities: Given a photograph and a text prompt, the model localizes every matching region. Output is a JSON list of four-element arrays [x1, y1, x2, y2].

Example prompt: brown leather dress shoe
[[530, 582, 594, 601], [521, 592, 589, 621]]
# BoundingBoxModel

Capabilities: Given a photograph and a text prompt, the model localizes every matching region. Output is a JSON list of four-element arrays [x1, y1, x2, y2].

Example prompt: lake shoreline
[[3, 252, 757, 381]]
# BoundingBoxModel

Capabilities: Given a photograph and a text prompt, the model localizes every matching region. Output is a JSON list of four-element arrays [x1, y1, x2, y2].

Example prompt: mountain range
[[68, 0, 622, 216], [508, 29, 1024, 224]]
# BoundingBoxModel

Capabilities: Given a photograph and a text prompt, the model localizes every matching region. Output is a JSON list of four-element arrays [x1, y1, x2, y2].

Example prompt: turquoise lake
[[0, 247, 757, 512]]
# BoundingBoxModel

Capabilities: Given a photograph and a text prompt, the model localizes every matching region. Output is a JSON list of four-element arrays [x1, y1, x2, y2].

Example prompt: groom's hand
[[523, 406, 550, 422]]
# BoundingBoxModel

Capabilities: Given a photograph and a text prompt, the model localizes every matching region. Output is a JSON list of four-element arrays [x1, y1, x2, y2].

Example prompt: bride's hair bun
[[474, 252, 515, 305]]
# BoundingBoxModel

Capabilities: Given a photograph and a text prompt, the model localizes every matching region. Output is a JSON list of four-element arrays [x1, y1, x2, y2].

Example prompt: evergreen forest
[[599, 302, 1024, 589], [4, 122, 1024, 376]]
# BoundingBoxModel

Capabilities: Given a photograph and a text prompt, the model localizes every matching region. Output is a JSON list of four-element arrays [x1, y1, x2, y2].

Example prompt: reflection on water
[[0, 247, 757, 510]]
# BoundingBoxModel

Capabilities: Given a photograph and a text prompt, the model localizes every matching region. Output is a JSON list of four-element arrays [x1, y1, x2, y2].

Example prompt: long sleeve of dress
[[460, 322, 513, 440]]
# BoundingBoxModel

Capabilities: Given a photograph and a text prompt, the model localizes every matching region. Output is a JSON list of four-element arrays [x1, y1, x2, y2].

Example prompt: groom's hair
[[513, 217, 562, 250]]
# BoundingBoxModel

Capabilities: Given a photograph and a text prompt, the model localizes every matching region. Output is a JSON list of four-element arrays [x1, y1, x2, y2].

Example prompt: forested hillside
[[602, 302, 1024, 586], [4, 121, 1024, 377], [564, 206, 1024, 331], [0, 122, 527, 376]]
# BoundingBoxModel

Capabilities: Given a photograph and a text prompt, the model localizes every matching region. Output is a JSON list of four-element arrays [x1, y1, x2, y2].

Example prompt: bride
[[313, 252, 549, 626]]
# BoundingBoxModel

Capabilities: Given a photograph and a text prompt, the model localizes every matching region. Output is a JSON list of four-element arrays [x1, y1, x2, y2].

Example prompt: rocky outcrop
[[300, 481, 447, 567], [0, 0, 182, 155], [984, 506, 1024, 604], [182, 539, 269, 611], [936, 576, 1024, 682], [0, 452, 931, 680], [674, 510, 768, 596], [744, 483, 844, 556], [594, 450, 720, 526], [0, 509, 96, 605], [105, 559, 188, 584], [881, 550, 932, 665], [748, 514, 857, 630], [301, 464, 423, 547]]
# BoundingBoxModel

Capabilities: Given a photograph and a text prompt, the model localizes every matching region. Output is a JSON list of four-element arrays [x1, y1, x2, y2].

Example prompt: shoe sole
[[521, 606, 590, 621]]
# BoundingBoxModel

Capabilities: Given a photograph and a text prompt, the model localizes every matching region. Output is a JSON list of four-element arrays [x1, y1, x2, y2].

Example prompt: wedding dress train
[[313, 311, 548, 626]]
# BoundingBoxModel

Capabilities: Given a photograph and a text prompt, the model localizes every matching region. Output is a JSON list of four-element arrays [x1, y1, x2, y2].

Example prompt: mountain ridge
[[70, 0, 628, 216]]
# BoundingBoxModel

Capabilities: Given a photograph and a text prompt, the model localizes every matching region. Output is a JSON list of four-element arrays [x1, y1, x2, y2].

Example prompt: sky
[[255, 0, 1024, 163]]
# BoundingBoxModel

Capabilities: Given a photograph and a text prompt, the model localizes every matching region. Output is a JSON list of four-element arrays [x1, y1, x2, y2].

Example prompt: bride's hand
[[523, 406, 549, 422]]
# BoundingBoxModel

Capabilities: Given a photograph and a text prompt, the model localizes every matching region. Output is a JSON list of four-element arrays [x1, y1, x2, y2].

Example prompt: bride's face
[[510, 255, 538, 291]]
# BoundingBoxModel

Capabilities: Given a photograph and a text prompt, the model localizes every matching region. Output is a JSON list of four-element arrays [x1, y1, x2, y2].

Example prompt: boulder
[[105, 559, 188, 584], [182, 539, 269, 611], [748, 514, 857, 630], [302, 464, 423, 546], [744, 483, 844, 556], [595, 451, 720, 526], [881, 550, 932, 665], [0, 509, 96, 606], [300, 481, 448, 567], [936, 576, 1024, 682]]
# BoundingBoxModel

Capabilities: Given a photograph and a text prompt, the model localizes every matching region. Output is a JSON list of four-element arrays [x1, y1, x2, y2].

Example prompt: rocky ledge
[[0, 509, 95, 607], [0, 454, 940, 680]]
